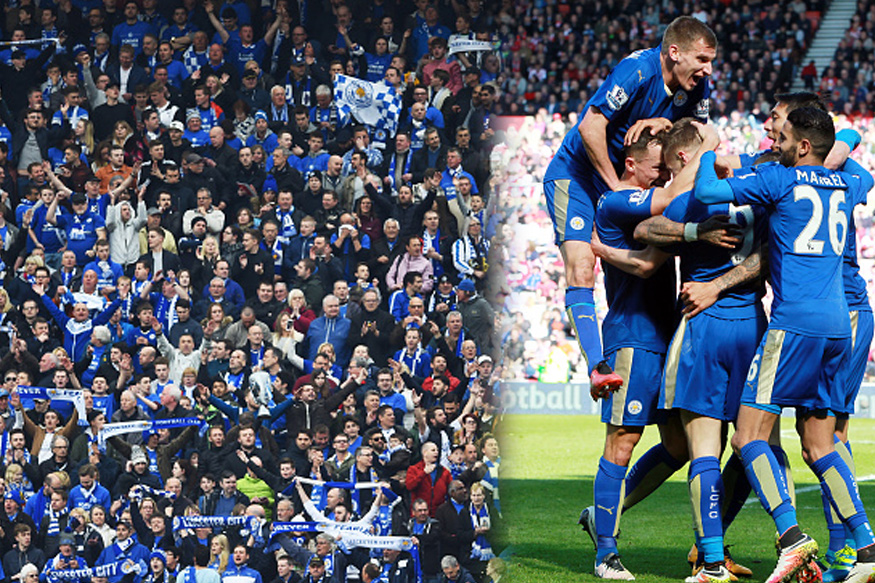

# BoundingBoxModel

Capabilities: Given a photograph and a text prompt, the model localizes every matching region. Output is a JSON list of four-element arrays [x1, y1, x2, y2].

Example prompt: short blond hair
[[661, 16, 717, 54]]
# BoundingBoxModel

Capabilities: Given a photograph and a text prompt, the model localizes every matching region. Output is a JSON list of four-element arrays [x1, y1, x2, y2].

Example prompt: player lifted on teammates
[[695, 107, 875, 583], [543, 16, 716, 396]]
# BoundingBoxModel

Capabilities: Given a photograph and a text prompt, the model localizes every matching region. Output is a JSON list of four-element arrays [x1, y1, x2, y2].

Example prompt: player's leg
[[561, 240, 623, 393], [732, 404, 816, 583], [588, 348, 665, 579], [593, 423, 642, 579], [767, 420, 796, 507], [718, 309, 769, 547], [624, 317, 693, 514], [819, 420, 857, 581], [821, 309, 873, 580], [545, 177, 622, 393], [684, 411, 731, 583], [800, 411, 875, 581], [622, 412, 687, 512]]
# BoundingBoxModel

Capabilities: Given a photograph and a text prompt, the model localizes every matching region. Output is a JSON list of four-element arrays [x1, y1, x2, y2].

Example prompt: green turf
[[500, 415, 875, 583]]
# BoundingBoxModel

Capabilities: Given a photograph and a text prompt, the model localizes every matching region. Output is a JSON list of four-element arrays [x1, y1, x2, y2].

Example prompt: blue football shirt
[[727, 162, 874, 337], [596, 187, 678, 354], [663, 190, 769, 315]]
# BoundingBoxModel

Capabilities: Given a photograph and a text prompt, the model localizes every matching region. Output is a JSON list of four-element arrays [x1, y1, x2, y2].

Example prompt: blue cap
[[254, 110, 267, 121], [457, 278, 475, 292], [150, 550, 167, 565], [0, 389, 9, 399], [4, 488, 23, 506], [72, 44, 88, 57]]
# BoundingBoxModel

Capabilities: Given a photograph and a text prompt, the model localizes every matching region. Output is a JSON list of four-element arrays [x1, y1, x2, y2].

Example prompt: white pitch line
[[743, 475, 875, 506]]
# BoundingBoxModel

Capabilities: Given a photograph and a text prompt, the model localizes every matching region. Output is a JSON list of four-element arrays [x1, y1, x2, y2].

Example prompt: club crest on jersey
[[570, 216, 586, 230], [628, 189, 650, 205], [673, 90, 688, 107], [606, 85, 629, 111], [627, 400, 643, 415]]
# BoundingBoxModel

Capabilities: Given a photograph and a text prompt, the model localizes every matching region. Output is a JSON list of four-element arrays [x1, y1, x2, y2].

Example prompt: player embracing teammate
[[548, 13, 875, 583]]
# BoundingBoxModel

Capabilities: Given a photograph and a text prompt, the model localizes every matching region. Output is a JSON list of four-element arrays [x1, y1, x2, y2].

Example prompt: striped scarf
[[469, 504, 494, 561], [349, 466, 378, 515], [47, 506, 68, 537], [482, 456, 500, 516]]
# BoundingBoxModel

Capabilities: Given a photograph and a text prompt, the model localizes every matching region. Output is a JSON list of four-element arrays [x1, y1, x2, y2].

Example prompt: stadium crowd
[[812, 0, 875, 116], [0, 1, 507, 583], [488, 0, 828, 118]]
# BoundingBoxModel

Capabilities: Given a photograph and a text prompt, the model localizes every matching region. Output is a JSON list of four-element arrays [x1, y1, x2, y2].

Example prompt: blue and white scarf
[[349, 466, 378, 515], [469, 504, 494, 560], [482, 456, 500, 516], [46, 506, 68, 537]]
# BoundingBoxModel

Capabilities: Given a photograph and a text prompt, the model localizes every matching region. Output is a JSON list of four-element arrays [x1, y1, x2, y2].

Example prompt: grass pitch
[[501, 414, 875, 583]]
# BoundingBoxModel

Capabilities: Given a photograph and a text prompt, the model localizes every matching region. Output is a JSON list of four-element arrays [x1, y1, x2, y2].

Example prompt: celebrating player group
[[545, 15, 875, 583]]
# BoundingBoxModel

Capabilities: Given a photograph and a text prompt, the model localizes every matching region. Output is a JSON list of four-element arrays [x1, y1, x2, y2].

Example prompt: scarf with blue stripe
[[482, 456, 500, 515], [387, 150, 412, 192], [469, 503, 494, 560], [349, 465, 377, 515]]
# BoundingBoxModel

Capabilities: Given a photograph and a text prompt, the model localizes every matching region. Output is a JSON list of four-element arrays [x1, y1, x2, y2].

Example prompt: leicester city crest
[[673, 90, 688, 107], [344, 79, 374, 109]]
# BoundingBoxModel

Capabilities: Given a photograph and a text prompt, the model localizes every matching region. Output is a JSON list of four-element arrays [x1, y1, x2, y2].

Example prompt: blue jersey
[[227, 40, 269, 75], [544, 47, 710, 187], [840, 159, 872, 311], [727, 162, 875, 337], [111, 20, 153, 54], [663, 190, 769, 315], [184, 129, 210, 149], [86, 193, 110, 220], [30, 205, 66, 253], [55, 211, 105, 265], [595, 187, 677, 354], [364, 52, 394, 82]]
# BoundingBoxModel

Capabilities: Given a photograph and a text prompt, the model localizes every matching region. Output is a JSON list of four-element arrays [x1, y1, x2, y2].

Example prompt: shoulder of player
[[598, 187, 654, 214], [607, 47, 661, 87], [662, 190, 702, 221]]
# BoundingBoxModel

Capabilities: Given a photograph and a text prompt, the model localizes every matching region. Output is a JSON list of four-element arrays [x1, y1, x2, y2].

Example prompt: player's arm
[[591, 231, 670, 279], [680, 244, 768, 317], [580, 107, 622, 192], [650, 123, 720, 213], [842, 158, 875, 202], [692, 151, 735, 204], [634, 214, 741, 248], [824, 128, 862, 170]]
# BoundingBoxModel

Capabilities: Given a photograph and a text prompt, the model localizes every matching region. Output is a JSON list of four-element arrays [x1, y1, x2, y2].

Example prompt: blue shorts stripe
[[603, 348, 665, 426], [742, 329, 851, 411]]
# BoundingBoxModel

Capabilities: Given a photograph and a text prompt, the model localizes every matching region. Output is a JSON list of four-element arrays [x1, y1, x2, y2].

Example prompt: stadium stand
[[0, 2, 506, 582]]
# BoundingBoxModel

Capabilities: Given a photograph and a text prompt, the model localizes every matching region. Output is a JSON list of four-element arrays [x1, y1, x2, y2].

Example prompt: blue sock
[[838, 439, 857, 548], [623, 443, 685, 511], [721, 453, 752, 535], [689, 456, 724, 564], [739, 440, 797, 536], [566, 286, 603, 371], [822, 485, 846, 555], [811, 451, 875, 550], [595, 456, 626, 562]]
